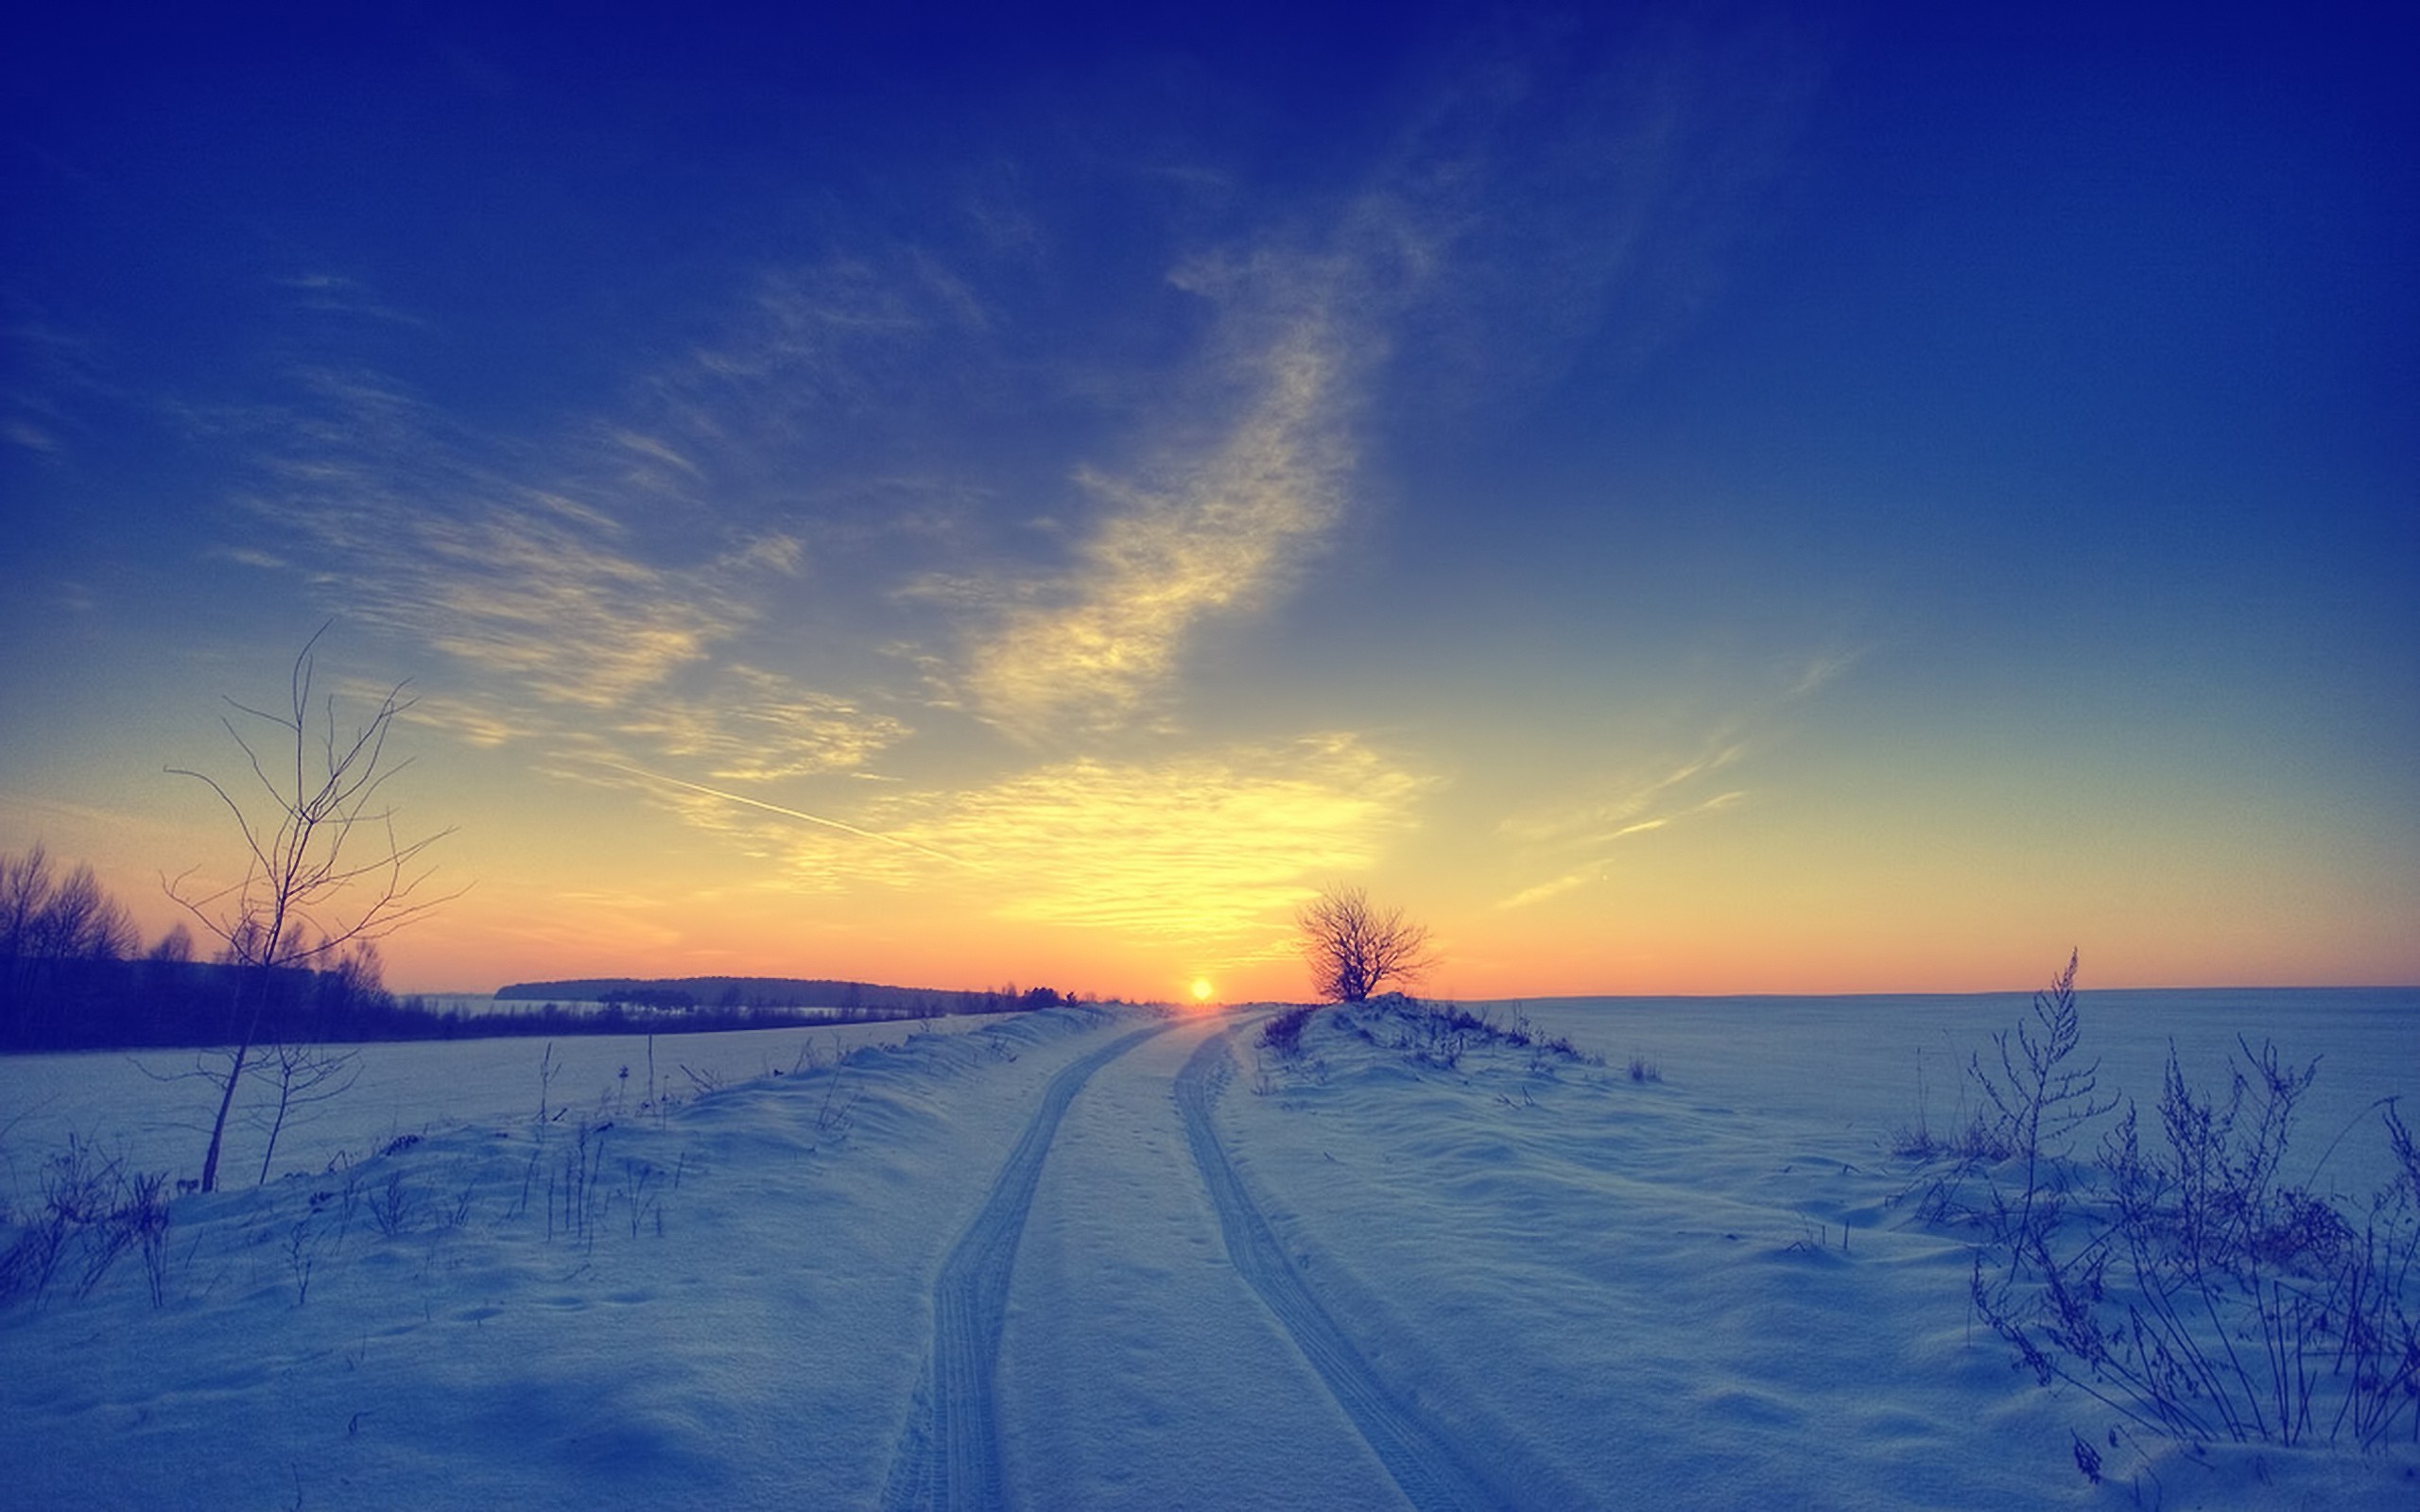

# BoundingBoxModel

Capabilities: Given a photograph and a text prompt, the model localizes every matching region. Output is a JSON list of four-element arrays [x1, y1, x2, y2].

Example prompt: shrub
[[1910, 959, 2420, 1451], [1259, 1005, 1318, 1059], [1979, 1038, 2420, 1451], [1354, 996, 1599, 1074], [1969, 952, 2116, 1260], [370, 1172, 416, 1238], [0, 1136, 174, 1308]]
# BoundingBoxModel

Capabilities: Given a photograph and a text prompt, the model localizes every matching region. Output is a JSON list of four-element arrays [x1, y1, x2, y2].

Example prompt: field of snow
[[2, 988, 2413, 1509], [0, 1015, 997, 1207]]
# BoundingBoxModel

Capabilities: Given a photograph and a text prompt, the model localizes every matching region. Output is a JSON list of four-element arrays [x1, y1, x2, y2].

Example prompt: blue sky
[[4, 4, 2412, 999]]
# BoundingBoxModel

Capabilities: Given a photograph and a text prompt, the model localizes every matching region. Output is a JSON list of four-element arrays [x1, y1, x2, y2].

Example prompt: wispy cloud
[[3, 314, 117, 462], [402, 493, 738, 709], [911, 735, 1426, 939], [589, 761, 971, 868], [610, 429, 706, 483], [277, 272, 431, 328], [237, 343, 909, 781], [237, 236, 1008, 724], [208, 545, 288, 570], [678, 733, 1430, 949], [610, 666, 908, 782], [963, 307, 1357, 735], [1498, 740, 1748, 848], [1290, 10, 1830, 472], [1495, 738, 1752, 910], [373, 684, 552, 749], [1495, 788, 1749, 912], [654, 258, 987, 445], [1494, 628, 1862, 911], [1785, 647, 1863, 699], [1495, 868, 1599, 915]]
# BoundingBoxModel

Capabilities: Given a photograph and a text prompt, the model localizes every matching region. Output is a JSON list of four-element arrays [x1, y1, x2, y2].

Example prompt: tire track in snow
[[881, 1021, 1170, 1512], [1175, 1023, 1532, 1512]]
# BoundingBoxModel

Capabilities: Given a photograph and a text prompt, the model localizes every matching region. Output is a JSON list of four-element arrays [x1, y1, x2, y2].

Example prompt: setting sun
[[1189, 978, 1215, 1004]]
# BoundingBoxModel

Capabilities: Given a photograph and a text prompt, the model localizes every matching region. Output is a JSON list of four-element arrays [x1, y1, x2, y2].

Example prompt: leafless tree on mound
[[164, 626, 458, 1192], [1295, 885, 1434, 1004]]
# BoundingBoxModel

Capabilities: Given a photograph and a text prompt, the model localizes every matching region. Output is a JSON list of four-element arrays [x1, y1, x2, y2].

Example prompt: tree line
[[0, 843, 404, 1053], [499, 976, 1087, 1018], [1, 848, 1098, 1053]]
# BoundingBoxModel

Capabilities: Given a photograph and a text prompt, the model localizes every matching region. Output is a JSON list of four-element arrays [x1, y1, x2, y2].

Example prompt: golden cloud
[[611, 666, 908, 782], [964, 314, 1355, 737], [713, 732, 1431, 948]]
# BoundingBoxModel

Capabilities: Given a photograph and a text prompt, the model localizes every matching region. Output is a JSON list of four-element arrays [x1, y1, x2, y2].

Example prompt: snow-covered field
[[2, 989, 2413, 1509], [0, 1015, 997, 1206]]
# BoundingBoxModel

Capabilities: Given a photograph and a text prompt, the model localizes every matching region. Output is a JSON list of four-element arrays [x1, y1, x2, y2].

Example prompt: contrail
[[597, 761, 977, 868]]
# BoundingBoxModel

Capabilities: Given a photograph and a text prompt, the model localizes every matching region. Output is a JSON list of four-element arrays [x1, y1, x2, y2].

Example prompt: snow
[[3, 990, 2414, 1509], [1005, 1023, 1407, 1511], [0, 1016, 1000, 1206]]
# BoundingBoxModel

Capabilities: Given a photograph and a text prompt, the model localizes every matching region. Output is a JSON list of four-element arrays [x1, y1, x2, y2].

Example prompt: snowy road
[[890, 1008, 1569, 1512], [881, 1020, 1174, 1511], [1174, 1024, 1563, 1511], [888, 1011, 1423, 1511], [1000, 1014, 1409, 1511]]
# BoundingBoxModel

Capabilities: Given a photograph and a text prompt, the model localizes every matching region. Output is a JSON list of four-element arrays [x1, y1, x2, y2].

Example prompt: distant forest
[[0, 847, 1093, 1054], [496, 977, 1084, 1018]]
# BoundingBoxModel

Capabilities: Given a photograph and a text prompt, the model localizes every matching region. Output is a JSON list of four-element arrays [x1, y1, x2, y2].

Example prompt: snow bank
[[0, 1016, 1007, 1206]]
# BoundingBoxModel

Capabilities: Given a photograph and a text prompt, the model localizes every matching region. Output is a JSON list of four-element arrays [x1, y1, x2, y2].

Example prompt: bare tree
[[1295, 885, 1434, 1003], [1, 845, 62, 1035], [0, 845, 140, 1043], [248, 1039, 363, 1187], [31, 860, 138, 963], [146, 922, 195, 968], [164, 626, 457, 1192]]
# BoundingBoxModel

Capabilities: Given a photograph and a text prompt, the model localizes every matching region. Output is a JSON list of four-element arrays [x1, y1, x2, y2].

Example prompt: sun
[[1189, 978, 1215, 1005]]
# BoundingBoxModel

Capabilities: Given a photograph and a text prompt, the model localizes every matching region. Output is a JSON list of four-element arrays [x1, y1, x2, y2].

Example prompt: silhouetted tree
[[0, 845, 63, 1039], [164, 627, 457, 1191], [1295, 885, 1433, 1003], [0, 845, 140, 1044]]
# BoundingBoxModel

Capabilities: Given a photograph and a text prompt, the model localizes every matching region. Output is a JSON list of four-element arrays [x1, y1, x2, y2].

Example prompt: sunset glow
[[2, 9, 2410, 1001]]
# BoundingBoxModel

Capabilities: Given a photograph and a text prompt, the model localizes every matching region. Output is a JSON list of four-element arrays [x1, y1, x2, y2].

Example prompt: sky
[[3, 3, 2412, 1003]]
